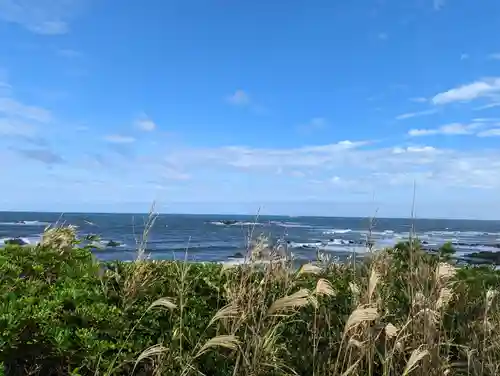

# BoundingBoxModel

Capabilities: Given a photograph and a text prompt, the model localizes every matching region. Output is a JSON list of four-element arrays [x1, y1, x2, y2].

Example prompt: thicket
[[0, 226, 499, 376]]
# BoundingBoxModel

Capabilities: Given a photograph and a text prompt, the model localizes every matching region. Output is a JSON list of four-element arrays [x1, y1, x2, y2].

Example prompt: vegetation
[[0, 226, 500, 376]]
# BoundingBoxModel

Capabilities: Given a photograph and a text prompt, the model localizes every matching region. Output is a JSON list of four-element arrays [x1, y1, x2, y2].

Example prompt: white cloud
[[151, 141, 500, 196], [472, 118, 500, 123], [488, 53, 500, 60], [395, 109, 437, 120], [432, 78, 500, 105], [104, 135, 136, 144], [477, 128, 500, 137], [0, 97, 52, 123], [408, 123, 479, 137], [0, 0, 85, 35], [475, 102, 500, 110], [460, 53, 469, 61], [226, 90, 250, 106], [135, 117, 156, 132]]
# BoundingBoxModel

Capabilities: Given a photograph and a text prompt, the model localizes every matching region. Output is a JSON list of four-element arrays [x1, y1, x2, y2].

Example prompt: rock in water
[[106, 240, 121, 247], [465, 251, 500, 265], [4, 238, 29, 246]]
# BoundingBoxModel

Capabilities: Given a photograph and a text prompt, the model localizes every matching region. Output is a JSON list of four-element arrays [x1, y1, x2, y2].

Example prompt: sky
[[1, 0, 500, 219]]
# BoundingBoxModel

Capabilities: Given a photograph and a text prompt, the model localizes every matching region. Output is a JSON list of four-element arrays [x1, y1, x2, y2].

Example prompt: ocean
[[1, 211, 499, 263]]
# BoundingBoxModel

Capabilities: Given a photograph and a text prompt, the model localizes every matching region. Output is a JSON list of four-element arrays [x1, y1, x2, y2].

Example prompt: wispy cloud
[[16, 148, 64, 164], [472, 118, 500, 123], [0, 118, 37, 137], [0, 97, 52, 123], [488, 53, 500, 60], [477, 128, 500, 137], [135, 116, 156, 132], [475, 102, 500, 110], [377, 32, 388, 40], [104, 135, 136, 144], [0, 0, 86, 35], [408, 123, 479, 137], [432, 78, 500, 105], [226, 89, 251, 106], [460, 53, 469, 61], [0, 80, 12, 96], [395, 109, 437, 120]]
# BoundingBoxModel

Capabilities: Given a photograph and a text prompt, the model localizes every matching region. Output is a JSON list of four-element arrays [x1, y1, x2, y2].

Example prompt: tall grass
[[124, 236, 500, 376], [1, 223, 499, 376]]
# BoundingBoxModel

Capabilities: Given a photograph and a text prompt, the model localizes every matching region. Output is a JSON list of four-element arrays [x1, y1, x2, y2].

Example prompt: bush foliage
[[0, 228, 499, 376]]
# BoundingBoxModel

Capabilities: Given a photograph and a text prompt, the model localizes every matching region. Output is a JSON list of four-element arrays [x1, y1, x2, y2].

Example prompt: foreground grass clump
[[0, 227, 500, 375]]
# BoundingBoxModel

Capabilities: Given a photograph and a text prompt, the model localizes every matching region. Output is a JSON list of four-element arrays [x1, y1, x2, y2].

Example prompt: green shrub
[[0, 233, 499, 376]]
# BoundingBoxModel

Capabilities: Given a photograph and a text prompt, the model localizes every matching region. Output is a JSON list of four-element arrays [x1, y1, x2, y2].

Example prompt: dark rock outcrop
[[463, 251, 500, 265], [4, 238, 29, 246]]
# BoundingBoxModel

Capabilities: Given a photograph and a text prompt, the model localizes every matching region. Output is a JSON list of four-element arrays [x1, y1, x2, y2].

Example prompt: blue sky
[[1, 0, 500, 219]]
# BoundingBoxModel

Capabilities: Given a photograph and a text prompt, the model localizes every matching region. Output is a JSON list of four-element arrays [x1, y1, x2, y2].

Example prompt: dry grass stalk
[[385, 323, 398, 338], [435, 287, 453, 310], [412, 291, 426, 307], [40, 225, 78, 252], [195, 335, 240, 358], [315, 278, 336, 297], [133, 344, 168, 373], [267, 289, 311, 315], [367, 268, 380, 302], [124, 262, 156, 301], [348, 338, 364, 349], [344, 306, 379, 332], [416, 308, 439, 326], [349, 282, 360, 303], [147, 297, 177, 312], [402, 347, 430, 376], [486, 289, 498, 310], [298, 263, 323, 275], [437, 262, 456, 281], [134, 202, 158, 261], [209, 303, 240, 327]]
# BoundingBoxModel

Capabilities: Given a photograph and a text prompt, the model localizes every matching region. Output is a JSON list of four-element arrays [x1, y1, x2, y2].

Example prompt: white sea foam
[[357, 230, 397, 237], [0, 220, 50, 226], [271, 221, 312, 228], [317, 244, 368, 253], [289, 241, 323, 248], [322, 228, 352, 235], [0, 236, 40, 245]]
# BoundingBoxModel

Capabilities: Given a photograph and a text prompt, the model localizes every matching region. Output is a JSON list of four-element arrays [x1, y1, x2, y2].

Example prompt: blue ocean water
[[1, 212, 499, 263]]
